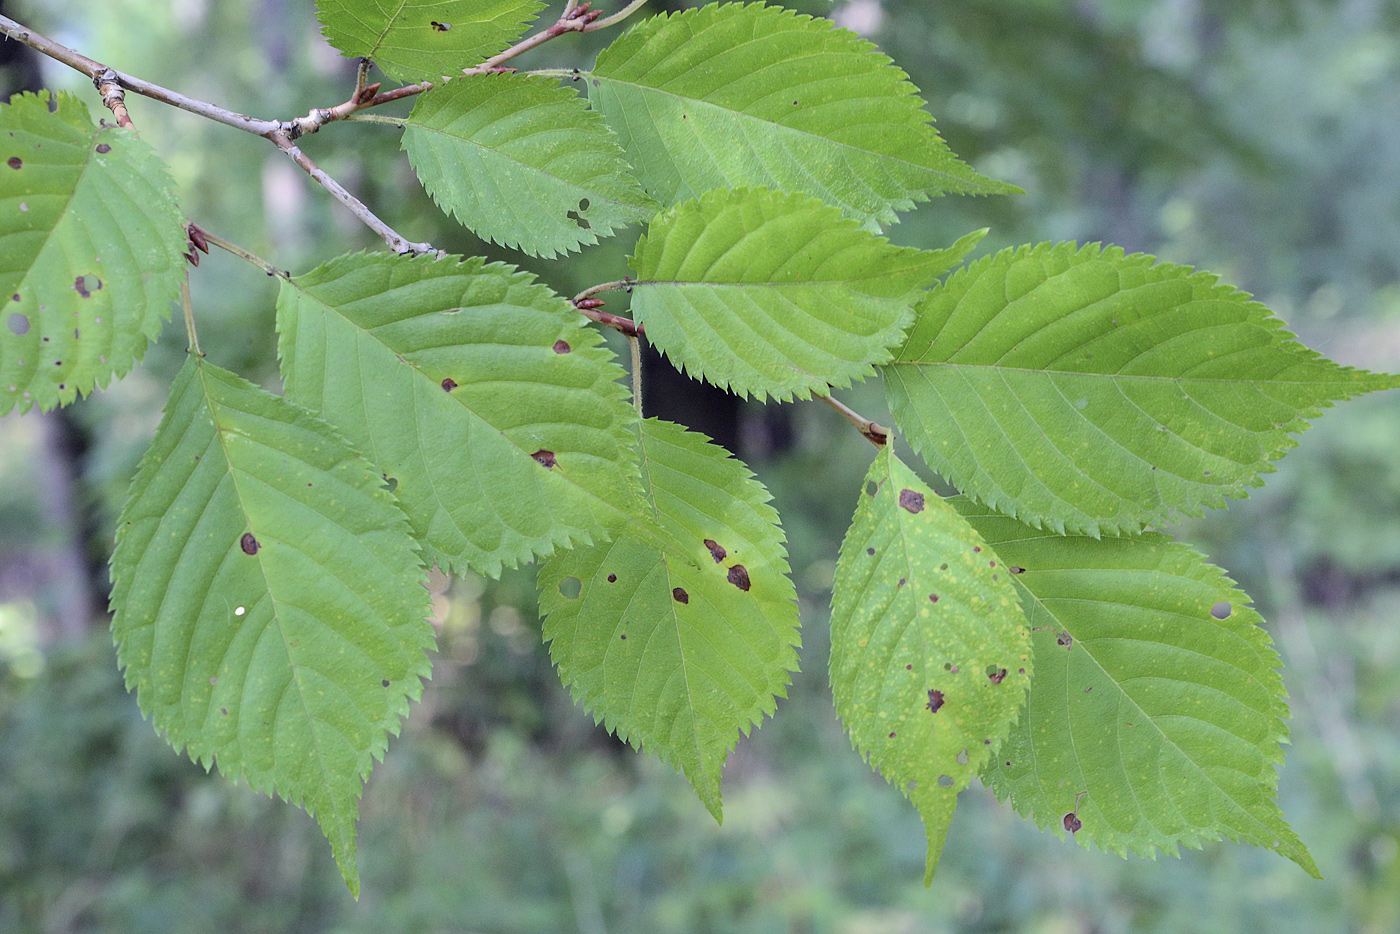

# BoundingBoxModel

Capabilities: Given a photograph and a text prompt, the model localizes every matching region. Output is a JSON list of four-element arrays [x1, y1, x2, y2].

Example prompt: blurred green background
[[3, 0, 1400, 930]]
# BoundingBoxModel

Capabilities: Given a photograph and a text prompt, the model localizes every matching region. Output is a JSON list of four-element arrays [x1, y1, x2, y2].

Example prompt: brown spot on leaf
[[95, 143, 111, 154], [704, 539, 726, 563], [553, 339, 571, 354], [727, 564, 751, 591], [926, 689, 945, 713], [987, 667, 1007, 685], [973, 546, 981, 553], [905, 664, 913, 670], [672, 587, 689, 604], [898, 489, 924, 513], [441, 377, 457, 391], [6, 157, 20, 169], [73, 276, 91, 298], [532, 449, 556, 468], [240, 533, 259, 555]]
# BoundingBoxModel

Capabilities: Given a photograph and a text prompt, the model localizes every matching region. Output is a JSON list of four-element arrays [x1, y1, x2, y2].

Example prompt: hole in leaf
[[6, 313, 27, 335], [578, 198, 590, 211], [898, 489, 924, 513], [937, 775, 954, 788], [939, 563, 948, 570], [1009, 566, 1026, 574], [620, 634, 627, 640], [672, 587, 689, 604], [532, 449, 557, 468], [987, 666, 1007, 684], [727, 564, 751, 591], [240, 533, 259, 555], [553, 339, 571, 354], [897, 577, 906, 587], [1063, 812, 1082, 833], [72, 276, 92, 298], [382, 679, 391, 687], [441, 377, 458, 391], [1210, 601, 1232, 620], [704, 539, 726, 563], [558, 577, 582, 599], [607, 573, 617, 583], [383, 476, 398, 493], [866, 546, 875, 556], [955, 749, 969, 765], [865, 480, 878, 496]]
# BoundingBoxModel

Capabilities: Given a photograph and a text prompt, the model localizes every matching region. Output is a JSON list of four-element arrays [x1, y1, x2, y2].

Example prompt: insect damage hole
[[1210, 601, 1232, 620], [558, 577, 582, 599], [6, 313, 27, 335], [937, 775, 954, 788], [531, 449, 557, 468], [986, 666, 1007, 684]]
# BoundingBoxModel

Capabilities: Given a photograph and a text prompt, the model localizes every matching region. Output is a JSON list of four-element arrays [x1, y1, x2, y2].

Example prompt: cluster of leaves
[[2, 0, 1395, 898]]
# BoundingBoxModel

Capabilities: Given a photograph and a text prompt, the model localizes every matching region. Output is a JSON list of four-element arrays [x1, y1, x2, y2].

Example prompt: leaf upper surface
[[277, 252, 642, 578], [588, 3, 1014, 228], [829, 448, 1031, 882], [957, 498, 1319, 877], [538, 418, 800, 816], [403, 74, 656, 258], [316, 0, 544, 82], [109, 357, 433, 896], [630, 187, 975, 401], [0, 92, 186, 414], [884, 242, 1400, 536]]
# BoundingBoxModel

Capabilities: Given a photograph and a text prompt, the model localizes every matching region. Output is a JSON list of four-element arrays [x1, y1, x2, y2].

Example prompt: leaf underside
[[277, 252, 642, 579], [538, 417, 800, 816], [0, 92, 186, 414], [403, 74, 656, 258], [955, 498, 1319, 877], [589, 3, 1014, 229], [884, 241, 1400, 537], [316, 0, 545, 83], [630, 187, 975, 402], [109, 357, 433, 897], [829, 448, 1031, 882]]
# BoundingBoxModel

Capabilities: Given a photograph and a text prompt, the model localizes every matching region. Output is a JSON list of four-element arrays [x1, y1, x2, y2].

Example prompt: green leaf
[[884, 242, 1400, 537], [109, 357, 433, 897], [588, 3, 1014, 228], [957, 498, 1319, 877], [277, 252, 642, 578], [538, 417, 800, 816], [629, 187, 975, 401], [0, 91, 186, 415], [402, 74, 656, 258], [829, 448, 1030, 882], [316, 0, 544, 83]]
